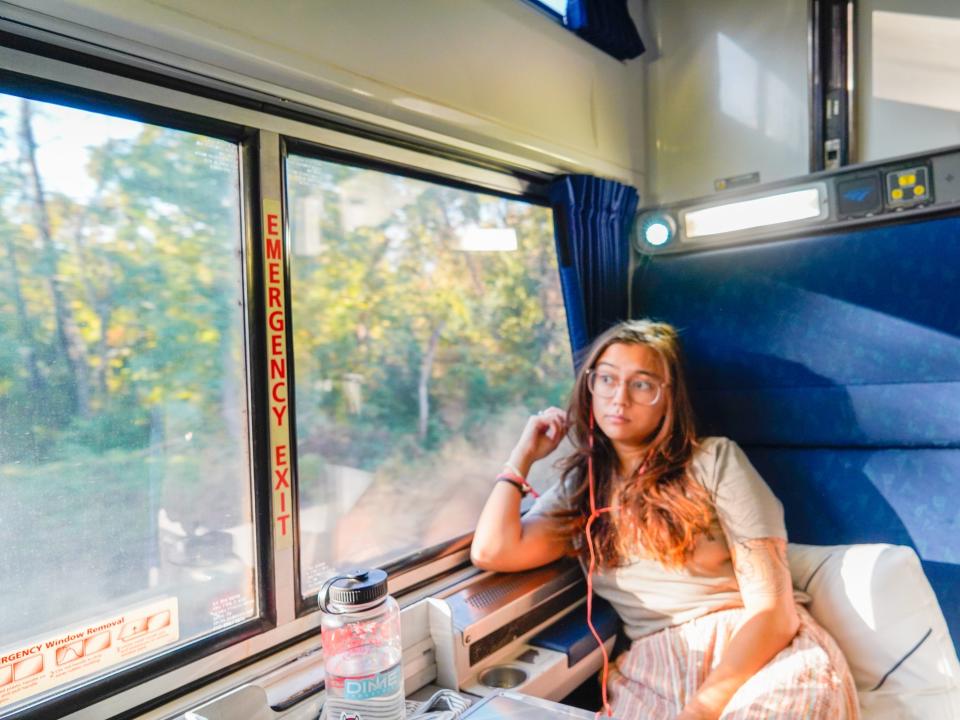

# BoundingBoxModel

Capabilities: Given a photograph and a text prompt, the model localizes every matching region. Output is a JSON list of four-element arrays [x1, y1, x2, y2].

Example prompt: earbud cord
[[586, 409, 615, 719], [586, 410, 649, 719]]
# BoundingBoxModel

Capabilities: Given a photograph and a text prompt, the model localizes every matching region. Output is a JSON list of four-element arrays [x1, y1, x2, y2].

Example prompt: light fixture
[[645, 221, 670, 246], [634, 211, 677, 251], [681, 185, 826, 240]]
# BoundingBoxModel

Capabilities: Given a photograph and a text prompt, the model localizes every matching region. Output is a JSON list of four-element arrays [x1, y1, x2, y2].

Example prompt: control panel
[[885, 165, 930, 209], [635, 146, 960, 254]]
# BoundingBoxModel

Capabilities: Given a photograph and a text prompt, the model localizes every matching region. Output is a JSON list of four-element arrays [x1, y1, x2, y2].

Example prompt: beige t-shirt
[[529, 436, 808, 640]]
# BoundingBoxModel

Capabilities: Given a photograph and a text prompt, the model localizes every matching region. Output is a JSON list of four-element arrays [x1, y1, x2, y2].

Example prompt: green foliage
[[0, 94, 573, 639], [0, 96, 251, 639], [0, 98, 242, 465], [288, 157, 572, 470], [0, 96, 570, 496]]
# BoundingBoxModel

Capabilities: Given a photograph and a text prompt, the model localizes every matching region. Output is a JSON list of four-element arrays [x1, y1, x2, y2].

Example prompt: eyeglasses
[[587, 370, 665, 406]]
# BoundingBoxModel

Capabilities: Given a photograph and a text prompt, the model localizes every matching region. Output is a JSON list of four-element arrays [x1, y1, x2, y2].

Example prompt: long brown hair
[[554, 320, 713, 568]]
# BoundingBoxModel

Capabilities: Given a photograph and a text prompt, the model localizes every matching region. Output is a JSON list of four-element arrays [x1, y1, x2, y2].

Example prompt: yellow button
[[891, 188, 904, 200], [898, 175, 910, 187], [914, 185, 926, 196]]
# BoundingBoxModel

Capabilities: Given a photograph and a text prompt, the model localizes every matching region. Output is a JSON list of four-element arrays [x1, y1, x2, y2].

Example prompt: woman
[[471, 320, 859, 720]]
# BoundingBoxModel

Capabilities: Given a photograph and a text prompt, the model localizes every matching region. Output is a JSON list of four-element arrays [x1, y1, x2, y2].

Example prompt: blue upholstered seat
[[632, 213, 960, 649]]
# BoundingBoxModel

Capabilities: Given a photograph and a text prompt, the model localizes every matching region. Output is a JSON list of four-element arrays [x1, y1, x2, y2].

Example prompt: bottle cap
[[319, 568, 388, 612]]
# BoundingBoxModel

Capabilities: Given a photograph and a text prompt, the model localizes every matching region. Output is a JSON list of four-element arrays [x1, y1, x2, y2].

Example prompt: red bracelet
[[496, 471, 540, 499]]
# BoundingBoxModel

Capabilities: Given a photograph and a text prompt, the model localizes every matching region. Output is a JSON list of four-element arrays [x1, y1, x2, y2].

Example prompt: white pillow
[[788, 543, 960, 719]]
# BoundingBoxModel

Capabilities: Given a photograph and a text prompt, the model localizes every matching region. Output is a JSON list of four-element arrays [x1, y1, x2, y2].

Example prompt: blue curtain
[[567, 0, 645, 61], [549, 175, 639, 369]]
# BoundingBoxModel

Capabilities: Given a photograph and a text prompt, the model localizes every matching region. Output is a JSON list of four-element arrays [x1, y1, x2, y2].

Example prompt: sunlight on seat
[[840, 546, 882, 630]]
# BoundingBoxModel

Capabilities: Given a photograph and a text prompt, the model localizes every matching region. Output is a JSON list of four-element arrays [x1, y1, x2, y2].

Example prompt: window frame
[[280, 137, 557, 618], [0, 34, 564, 720], [0, 70, 274, 720]]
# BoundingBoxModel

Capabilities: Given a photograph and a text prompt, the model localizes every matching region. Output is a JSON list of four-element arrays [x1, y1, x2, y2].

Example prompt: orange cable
[[585, 410, 647, 719], [585, 411, 615, 719]]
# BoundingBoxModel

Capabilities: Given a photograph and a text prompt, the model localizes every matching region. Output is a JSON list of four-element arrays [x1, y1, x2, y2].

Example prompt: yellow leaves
[[197, 328, 220, 344], [136, 385, 193, 406], [196, 263, 214, 286], [74, 305, 102, 343], [105, 371, 125, 395]]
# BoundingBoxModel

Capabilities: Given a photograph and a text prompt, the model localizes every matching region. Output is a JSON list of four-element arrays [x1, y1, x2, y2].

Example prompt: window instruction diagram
[[0, 597, 178, 709]]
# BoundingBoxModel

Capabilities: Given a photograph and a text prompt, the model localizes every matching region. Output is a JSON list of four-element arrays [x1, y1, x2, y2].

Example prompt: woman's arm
[[470, 486, 568, 571], [470, 407, 570, 572], [678, 536, 800, 720]]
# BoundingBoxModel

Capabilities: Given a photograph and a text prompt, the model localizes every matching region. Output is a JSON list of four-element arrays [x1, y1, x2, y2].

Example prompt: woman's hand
[[676, 537, 800, 720], [471, 405, 570, 573], [507, 406, 568, 476]]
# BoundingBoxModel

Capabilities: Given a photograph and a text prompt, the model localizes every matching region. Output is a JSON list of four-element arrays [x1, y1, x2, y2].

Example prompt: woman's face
[[590, 342, 668, 451]]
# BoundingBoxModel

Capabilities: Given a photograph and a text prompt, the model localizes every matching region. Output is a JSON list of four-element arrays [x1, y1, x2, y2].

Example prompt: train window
[[859, 5, 960, 161], [530, 0, 570, 21], [0, 92, 254, 710], [525, 0, 645, 62], [286, 155, 570, 597]]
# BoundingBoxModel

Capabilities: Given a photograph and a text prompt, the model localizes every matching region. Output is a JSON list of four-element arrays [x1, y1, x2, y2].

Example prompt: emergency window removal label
[[0, 597, 179, 709], [263, 198, 293, 550]]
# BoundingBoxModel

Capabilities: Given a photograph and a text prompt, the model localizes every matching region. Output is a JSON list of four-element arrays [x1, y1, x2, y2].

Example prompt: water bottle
[[320, 568, 405, 720]]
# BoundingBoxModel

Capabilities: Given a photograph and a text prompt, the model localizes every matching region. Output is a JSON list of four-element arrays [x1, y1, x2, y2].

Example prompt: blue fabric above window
[[549, 175, 639, 368], [527, 0, 645, 61], [568, 0, 646, 61]]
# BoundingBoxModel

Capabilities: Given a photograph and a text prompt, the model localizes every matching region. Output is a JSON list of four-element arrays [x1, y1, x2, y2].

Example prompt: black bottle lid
[[319, 568, 388, 612]]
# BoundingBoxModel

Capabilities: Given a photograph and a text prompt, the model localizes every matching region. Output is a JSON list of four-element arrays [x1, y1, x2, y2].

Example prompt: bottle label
[[328, 663, 402, 701]]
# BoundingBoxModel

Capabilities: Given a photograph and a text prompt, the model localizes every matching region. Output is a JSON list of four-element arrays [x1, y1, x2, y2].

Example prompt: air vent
[[466, 577, 527, 608]]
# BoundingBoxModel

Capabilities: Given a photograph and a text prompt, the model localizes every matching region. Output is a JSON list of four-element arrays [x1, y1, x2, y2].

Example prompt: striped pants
[[607, 605, 860, 719]]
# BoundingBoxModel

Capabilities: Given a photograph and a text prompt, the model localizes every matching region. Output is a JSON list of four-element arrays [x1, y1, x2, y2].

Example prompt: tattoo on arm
[[731, 537, 792, 598]]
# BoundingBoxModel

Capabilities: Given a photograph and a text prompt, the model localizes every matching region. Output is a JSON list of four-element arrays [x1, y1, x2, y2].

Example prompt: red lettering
[[269, 286, 281, 308], [277, 513, 290, 535], [269, 261, 280, 284], [271, 404, 287, 425], [271, 381, 286, 403], [266, 237, 281, 260], [274, 467, 289, 489], [270, 357, 286, 380], [268, 310, 284, 332], [267, 213, 279, 237], [271, 333, 284, 355], [1, 645, 41, 664], [275, 444, 288, 467], [280, 492, 287, 512]]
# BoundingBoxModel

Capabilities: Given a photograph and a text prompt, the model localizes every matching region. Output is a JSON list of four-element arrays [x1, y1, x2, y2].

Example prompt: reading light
[[635, 211, 677, 250], [645, 222, 670, 246], [682, 186, 826, 239]]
